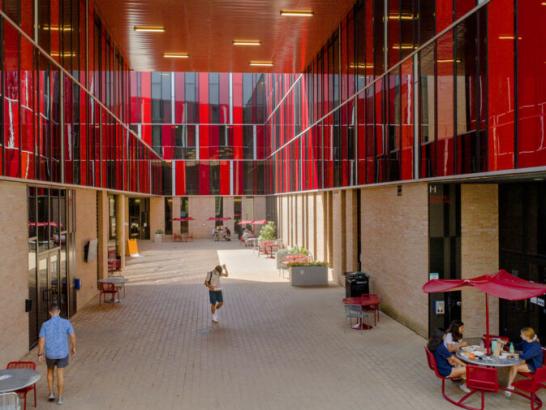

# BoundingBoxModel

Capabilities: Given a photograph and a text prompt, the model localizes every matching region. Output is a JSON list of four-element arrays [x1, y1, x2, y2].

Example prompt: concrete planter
[[154, 234, 163, 243], [290, 266, 328, 287]]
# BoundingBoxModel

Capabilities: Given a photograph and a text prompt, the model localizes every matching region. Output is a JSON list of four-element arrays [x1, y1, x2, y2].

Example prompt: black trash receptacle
[[344, 272, 370, 298]]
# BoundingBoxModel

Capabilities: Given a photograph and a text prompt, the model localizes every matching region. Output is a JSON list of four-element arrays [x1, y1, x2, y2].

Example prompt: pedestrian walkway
[[25, 240, 540, 409]]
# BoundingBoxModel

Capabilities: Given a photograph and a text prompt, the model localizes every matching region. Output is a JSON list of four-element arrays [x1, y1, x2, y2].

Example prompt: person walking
[[204, 264, 229, 323], [37, 303, 76, 405]]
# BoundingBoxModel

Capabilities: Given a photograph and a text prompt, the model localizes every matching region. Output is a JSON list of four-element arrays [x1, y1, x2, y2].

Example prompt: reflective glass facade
[[263, 0, 546, 194], [0, 0, 545, 198], [0, 1, 165, 195]]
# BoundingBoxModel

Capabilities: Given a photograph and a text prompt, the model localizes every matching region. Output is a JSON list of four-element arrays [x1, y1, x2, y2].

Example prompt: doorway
[[428, 184, 462, 336], [499, 182, 546, 341], [28, 187, 72, 348], [129, 198, 150, 239]]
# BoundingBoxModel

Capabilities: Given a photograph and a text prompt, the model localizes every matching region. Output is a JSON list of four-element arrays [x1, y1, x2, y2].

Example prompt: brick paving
[[25, 240, 540, 409]]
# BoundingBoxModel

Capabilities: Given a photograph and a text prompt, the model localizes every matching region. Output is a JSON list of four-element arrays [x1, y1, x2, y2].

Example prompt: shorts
[[209, 290, 224, 305], [46, 356, 69, 369]]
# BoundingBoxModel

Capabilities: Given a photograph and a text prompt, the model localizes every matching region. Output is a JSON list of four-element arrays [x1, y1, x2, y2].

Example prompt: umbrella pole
[[485, 293, 491, 355]]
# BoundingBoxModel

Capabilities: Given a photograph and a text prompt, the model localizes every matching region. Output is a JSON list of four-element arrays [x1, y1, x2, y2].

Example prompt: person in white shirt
[[204, 264, 229, 323], [444, 320, 468, 352]]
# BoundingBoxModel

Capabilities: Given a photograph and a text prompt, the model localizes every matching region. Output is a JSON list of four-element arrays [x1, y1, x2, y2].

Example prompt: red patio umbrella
[[172, 217, 194, 222], [423, 270, 546, 353], [251, 219, 268, 225], [237, 220, 254, 225]]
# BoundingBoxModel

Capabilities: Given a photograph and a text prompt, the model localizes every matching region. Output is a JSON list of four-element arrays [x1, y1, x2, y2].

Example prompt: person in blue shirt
[[506, 327, 543, 397], [37, 303, 76, 405], [428, 329, 470, 393]]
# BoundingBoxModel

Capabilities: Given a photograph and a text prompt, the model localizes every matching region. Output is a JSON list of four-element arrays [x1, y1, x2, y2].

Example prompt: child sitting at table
[[428, 329, 470, 393], [444, 320, 468, 352], [506, 327, 544, 398]]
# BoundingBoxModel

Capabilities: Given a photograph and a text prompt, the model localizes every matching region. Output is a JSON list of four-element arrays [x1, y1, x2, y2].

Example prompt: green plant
[[258, 221, 276, 241], [289, 246, 308, 255], [155, 229, 164, 235], [287, 261, 328, 267]]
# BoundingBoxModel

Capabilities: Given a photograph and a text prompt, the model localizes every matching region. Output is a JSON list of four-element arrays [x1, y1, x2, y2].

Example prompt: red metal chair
[[519, 347, 546, 380], [512, 367, 546, 410], [99, 282, 119, 304], [465, 365, 499, 410], [425, 347, 486, 410], [6, 361, 37, 410]]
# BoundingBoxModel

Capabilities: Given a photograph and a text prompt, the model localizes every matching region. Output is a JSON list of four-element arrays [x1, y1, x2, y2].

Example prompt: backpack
[[204, 271, 213, 287]]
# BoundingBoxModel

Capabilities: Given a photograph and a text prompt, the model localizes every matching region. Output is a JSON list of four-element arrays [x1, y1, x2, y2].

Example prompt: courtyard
[[21, 240, 540, 409]]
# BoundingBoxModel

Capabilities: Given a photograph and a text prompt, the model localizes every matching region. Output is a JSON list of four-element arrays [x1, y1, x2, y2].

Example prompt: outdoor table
[[0, 368, 40, 394], [456, 348, 521, 386], [343, 294, 381, 330], [99, 276, 128, 302]]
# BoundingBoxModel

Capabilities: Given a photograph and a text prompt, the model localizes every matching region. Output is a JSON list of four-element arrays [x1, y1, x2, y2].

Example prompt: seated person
[[444, 320, 468, 352], [223, 227, 231, 241], [506, 327, 543, 397], [428, 329, 470, 393]]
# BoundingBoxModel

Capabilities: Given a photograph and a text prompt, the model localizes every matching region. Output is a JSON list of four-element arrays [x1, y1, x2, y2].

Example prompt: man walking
[[37, 303, 76, 405], [204, 264, 229, 323]]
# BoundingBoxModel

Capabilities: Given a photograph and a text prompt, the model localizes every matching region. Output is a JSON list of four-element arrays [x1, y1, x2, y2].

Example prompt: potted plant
[[258, 222, 276, 241], [287, 261, 329, 287], [154, 229, 164, 243]]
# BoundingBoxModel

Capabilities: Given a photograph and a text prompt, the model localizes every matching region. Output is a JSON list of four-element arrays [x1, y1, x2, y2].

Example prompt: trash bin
[[345, 272, 370, 297]]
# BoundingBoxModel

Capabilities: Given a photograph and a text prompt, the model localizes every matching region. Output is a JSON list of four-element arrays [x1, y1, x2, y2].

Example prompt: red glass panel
[[516, 0, 546, 168], [487, 0, 515, 170]]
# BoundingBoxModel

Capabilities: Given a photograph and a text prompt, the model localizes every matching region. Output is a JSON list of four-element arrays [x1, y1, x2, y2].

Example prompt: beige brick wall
[[75, 189, 99, 310], [332, 191, 345, 285], [345, 190, 359, 272], [188, 197, 216, 238], [461, 184, 499, 338], [361, 183, 429, 337], [96, 190, 109, 279], [149, 197, 165, 236], [0, 181, 29, 366]]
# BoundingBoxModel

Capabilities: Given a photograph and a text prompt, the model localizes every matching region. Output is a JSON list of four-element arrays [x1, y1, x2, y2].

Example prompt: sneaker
[[505, 386, 514, 398], [48, 393, 55, 402], [57, 396, 64, 405], [212, 314, 218, 323], [459, 383, 471, 394]]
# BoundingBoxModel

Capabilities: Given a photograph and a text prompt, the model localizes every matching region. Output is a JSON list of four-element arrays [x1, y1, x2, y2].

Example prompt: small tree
[[258, 221, 276, 241]]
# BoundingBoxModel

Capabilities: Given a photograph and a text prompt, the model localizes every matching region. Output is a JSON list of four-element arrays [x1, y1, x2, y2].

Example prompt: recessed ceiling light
[[387, 14, 417, 21], [498, 35, 522, 40], [164, 52, 189, 59], [51, 51, 77, 58], [43, 25, 73, 32], [250, 61, 273, 67], [280, 9, 314, 17], [134, 25, 165, 33], [392, 43, 415, 50], [349, 63, 374, 70], [233, 39, 261, 46], [436, 59, 462, 63]]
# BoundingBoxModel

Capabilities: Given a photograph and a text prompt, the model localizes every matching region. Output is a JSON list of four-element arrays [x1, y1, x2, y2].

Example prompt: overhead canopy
[[252, 220, 268, 225], [172, 217, 194, 222], [208, 217, 231, 221], [423, 270, 546, 301]]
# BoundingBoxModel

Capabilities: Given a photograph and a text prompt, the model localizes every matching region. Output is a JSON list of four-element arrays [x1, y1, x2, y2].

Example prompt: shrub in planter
[[258, 222, 276, 241], [288, 246, 309, 256], [154, 229, 164, 243]]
